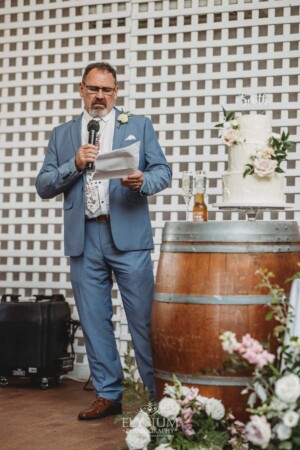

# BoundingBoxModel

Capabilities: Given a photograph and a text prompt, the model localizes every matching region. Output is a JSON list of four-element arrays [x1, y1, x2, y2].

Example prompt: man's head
[[79, 62, 119, 118]]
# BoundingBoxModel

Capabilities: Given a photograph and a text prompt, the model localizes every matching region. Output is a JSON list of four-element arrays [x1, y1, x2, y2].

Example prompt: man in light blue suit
[[36, 62, 172, 420]]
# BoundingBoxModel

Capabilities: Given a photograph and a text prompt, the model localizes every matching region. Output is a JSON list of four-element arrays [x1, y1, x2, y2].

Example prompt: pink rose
[[221, 129, 241, 146], [253, 157, 277, 177]]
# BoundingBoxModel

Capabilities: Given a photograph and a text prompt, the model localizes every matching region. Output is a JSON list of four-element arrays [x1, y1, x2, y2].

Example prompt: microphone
[[86, 119, 100, 170]]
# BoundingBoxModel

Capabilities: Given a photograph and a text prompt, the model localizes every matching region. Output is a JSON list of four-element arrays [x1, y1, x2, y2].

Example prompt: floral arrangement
[[215, 107, 246, 147], [243, 132, 294, 178], [215, 107, 294, 178], [117, 110, 132, 128], [125, 377, 249, 450], [220, 268, 300, 449], [122, 268, 300, 450]]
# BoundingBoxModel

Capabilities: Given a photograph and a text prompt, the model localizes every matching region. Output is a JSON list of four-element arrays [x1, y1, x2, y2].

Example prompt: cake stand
[[212, 202, 293, 221]]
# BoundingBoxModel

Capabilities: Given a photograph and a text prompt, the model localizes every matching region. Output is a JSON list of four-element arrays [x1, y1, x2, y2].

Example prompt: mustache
[[91, 99, 107, 107]]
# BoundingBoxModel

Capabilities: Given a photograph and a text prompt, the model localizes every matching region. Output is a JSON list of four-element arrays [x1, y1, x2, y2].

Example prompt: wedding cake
[[218, 113, 288, 204]]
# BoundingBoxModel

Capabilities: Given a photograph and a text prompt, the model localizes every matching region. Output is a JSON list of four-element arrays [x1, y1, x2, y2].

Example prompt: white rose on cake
[[253, 157, 278, 177], [255, 145, 275, 159]]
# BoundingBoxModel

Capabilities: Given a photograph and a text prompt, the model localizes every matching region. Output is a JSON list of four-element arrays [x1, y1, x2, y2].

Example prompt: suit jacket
[[36, 107, 172, 256]]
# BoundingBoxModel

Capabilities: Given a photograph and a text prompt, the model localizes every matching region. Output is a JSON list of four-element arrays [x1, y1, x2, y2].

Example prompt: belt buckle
[[96, 215, 109, 223]]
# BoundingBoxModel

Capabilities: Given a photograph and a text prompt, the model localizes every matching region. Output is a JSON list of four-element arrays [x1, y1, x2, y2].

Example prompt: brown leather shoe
[[78, 397, 122, 420]]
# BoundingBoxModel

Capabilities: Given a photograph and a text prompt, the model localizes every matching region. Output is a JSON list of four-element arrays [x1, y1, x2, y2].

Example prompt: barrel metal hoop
[[161, 243, 300, 253], [154, 292, 274, 305], [154, 370, 251, 387], [164, 234, 298, 244], [162, 221, 300, 244]]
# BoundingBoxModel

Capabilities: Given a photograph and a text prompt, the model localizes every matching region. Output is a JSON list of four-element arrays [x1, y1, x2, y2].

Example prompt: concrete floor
[[0, 378, 129, 450]]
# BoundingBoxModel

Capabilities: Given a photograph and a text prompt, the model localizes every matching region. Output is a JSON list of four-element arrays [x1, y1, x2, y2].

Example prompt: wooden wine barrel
[[152, 221, 300, 419]]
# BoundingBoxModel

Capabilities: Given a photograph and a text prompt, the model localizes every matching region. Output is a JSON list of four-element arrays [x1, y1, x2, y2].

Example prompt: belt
[[86, 214, 110, 223]]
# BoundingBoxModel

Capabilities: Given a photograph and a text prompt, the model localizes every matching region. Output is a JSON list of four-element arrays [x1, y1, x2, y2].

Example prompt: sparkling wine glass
[[181, 171, 194, 221]]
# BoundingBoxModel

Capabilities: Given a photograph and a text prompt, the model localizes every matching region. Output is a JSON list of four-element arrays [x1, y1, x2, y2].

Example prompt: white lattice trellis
[[0, 0, 299, 380]]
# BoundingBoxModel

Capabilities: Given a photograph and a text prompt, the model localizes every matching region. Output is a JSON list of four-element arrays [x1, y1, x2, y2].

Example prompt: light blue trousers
[[70, 220, 156, 402]]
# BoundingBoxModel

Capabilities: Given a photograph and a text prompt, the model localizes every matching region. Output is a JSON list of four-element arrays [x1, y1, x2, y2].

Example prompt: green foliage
[[245, 131, 294, 177], [215, 107, 236, 127], [121, 342, 150, 405]]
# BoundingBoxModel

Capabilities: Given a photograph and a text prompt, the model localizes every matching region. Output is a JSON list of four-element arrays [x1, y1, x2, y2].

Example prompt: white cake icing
[[223, 172, 285, 204], [222, 114, 285, 204]]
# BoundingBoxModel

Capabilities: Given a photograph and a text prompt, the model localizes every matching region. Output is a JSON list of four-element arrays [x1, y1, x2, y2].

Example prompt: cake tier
[[227, 115, 272, 173], [237, 114, 271, 143], [227, 143, 261, 172], [222, 172, 285, 204]]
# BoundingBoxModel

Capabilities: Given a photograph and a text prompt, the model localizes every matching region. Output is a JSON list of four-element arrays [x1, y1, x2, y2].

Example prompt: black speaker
[[0, 294, 77, 387]]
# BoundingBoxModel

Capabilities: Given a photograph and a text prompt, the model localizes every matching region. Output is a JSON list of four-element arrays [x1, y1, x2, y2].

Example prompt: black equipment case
[[0, 293, 78, 388]]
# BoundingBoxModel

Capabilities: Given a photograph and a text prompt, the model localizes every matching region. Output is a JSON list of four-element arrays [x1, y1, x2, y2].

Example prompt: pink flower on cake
[[216, 108, 246, 146], [221, 128, 242, 146], [255, 145, 275, 159], [253, 157, 278, 177]]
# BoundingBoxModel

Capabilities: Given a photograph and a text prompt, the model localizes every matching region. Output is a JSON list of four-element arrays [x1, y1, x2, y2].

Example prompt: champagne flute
[[181, 171, 194, 221]]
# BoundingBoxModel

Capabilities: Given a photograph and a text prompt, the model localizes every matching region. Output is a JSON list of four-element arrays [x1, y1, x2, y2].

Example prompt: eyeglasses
[[83, 83, 115, 96]]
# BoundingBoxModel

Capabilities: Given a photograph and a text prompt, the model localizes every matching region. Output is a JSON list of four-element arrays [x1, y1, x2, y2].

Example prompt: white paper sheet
[[93, 141, 140, 180]]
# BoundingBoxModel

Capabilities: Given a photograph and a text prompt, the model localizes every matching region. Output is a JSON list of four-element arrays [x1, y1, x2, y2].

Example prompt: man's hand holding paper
[[120, 170, 144, 191]]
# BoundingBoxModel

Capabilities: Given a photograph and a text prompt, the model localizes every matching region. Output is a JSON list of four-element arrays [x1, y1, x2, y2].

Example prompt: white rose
[[205, 398, 225, 420], [275, 422, 292, 441], [158, 397, 180, 420], [275, 374, 300, 403], [246, 415, 271, 449], [253, 157, 277, 177], [283, 410, 299, 428], [125, 426, 151, 450], [130, 410, 152, 428]]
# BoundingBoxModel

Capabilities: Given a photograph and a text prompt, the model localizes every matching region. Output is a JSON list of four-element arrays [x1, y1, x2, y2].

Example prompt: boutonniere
[[117, 110, 132, 128]]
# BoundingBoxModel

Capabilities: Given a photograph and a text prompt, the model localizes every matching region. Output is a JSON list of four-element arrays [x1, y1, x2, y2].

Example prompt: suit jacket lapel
[[112, 107, 126, 150], [70, 113, 86, 183], [71, 114, 82, 155]]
